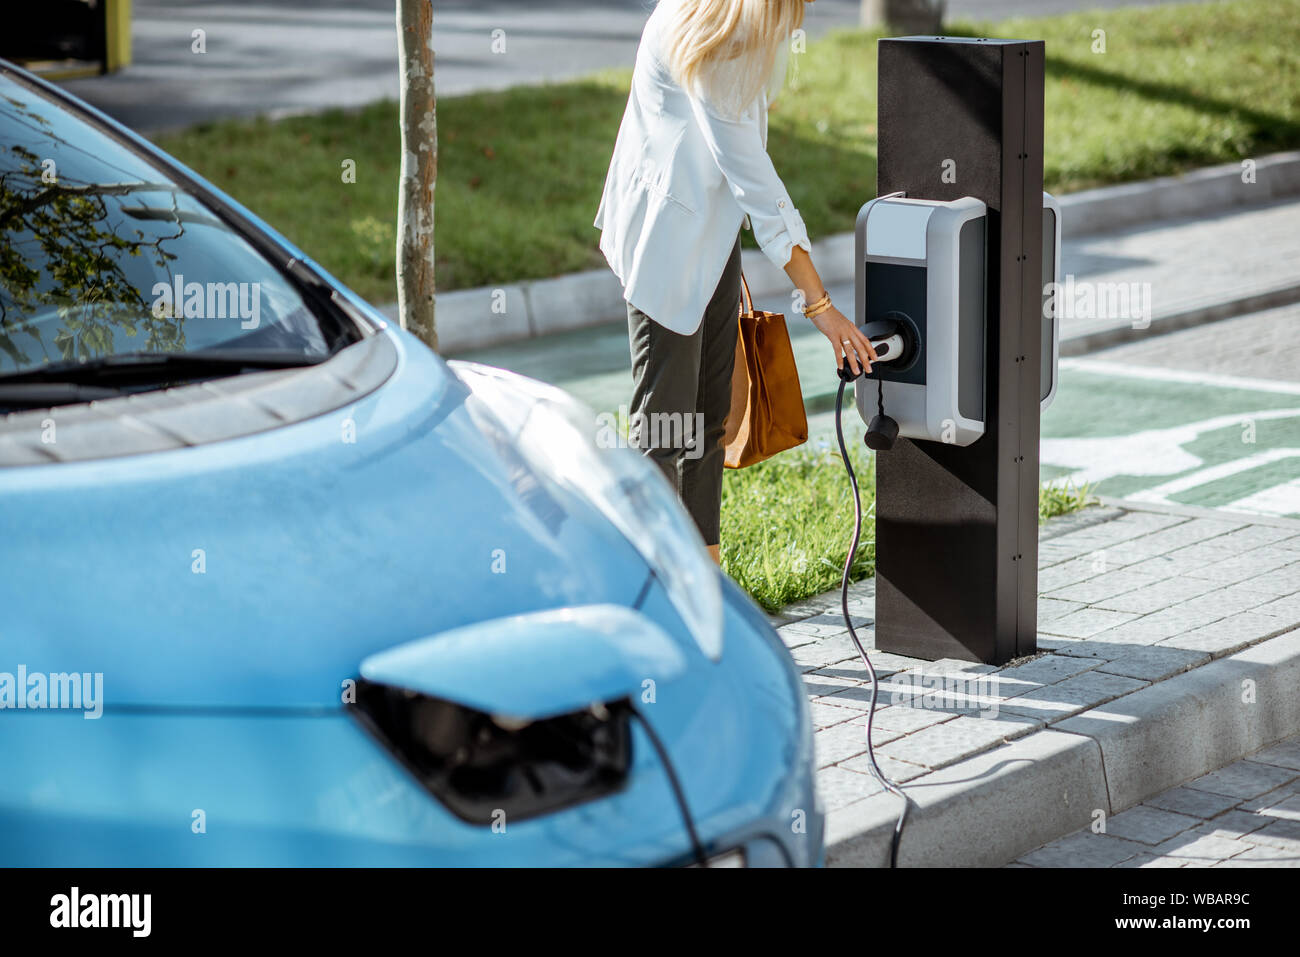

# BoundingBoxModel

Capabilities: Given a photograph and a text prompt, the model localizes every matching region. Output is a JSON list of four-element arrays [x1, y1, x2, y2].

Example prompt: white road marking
[[1042, 409, 1300, 485], [1222, 477, 1300, 517], [1125, 448, 1300, 506]]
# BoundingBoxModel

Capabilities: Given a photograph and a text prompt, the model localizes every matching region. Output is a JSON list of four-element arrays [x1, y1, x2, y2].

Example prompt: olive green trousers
[[625, 236, 742, 547]]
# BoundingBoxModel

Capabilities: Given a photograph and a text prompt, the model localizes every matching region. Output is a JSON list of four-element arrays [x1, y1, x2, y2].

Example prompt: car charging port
[[350, 678, 633, 825]]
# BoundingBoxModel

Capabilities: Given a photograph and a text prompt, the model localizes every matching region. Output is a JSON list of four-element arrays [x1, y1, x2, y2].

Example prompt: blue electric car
[[0, 61, 822, 866]]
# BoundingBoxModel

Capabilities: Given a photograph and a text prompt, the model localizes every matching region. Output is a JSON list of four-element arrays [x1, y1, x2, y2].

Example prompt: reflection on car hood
[[0, 336, 397, 464], [0, 329, 650, 710]]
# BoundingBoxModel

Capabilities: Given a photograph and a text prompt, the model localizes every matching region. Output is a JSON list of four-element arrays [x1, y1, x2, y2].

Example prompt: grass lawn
[[720, 443, 1095, 611], [153, 0, 1300, 305]]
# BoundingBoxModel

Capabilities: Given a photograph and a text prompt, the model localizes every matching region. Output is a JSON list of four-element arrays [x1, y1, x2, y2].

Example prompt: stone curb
[[819, 498, 1300, 867], [381, 151, 1300, 354], [825, 729, 1109, 868], [1095, 496, 1300, 532], [825, 629, 1300, 867], [1055, 629, 1300, 814], [1059, 150, 1300, 236]]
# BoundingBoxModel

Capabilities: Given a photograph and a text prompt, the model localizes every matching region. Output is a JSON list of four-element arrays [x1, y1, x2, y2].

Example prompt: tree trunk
[[860, 0, 946, 35], [396, 0, 438, 350]]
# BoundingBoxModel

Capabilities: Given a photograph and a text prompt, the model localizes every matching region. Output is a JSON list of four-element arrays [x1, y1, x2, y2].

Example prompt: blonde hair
[[659, 0, 805, 117]]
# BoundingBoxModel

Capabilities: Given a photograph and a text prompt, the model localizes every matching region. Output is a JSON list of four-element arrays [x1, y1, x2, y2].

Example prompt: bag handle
[[739, 271, 754, 317]]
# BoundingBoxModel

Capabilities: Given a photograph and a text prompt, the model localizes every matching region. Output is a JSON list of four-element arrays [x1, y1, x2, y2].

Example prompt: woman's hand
[[782, 248, 875, 375], [810, 305, 877, 377]]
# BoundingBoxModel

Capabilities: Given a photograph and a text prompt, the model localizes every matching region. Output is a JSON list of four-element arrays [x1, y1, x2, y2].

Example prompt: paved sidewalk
[[1012, 735, 1300, 867], [784, 501, 1300, 864], [794, 504, 1300, 808]]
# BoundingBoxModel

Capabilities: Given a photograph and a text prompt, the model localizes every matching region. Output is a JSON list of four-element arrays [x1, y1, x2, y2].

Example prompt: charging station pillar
[[872, 37, 1045, 665]]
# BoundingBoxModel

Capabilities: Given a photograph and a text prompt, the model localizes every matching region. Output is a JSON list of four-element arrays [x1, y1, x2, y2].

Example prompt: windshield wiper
[[0, 382, 125, 411], [0, 349, 326, 387]]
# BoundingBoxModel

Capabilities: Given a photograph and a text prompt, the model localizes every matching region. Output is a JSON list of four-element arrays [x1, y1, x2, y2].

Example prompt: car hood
[[0, 329, 651, 710]]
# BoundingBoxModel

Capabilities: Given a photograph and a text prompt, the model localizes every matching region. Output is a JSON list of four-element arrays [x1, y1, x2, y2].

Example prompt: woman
[[595, 0, 877, 562]]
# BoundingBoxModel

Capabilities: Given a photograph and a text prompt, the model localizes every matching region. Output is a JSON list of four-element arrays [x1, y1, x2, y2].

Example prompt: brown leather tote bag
[[723, 273, 808, 469]]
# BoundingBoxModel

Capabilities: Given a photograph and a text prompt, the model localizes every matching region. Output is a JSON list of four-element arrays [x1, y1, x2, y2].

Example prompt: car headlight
[[450, 360, 723, 661]]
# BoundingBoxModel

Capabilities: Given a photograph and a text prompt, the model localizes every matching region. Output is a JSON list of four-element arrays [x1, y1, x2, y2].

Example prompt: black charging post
[[870, 37, 1045, 665]]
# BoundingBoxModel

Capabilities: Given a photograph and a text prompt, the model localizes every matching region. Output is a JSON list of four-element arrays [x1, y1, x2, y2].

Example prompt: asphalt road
[[58, 0, 1203, 134]]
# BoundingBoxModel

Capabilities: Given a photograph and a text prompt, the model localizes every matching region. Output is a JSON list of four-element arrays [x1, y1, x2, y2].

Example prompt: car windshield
[[0, 70, 356, 379]]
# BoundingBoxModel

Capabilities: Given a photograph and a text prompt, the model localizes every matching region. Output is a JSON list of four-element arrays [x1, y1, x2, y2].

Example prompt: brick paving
[[1013, 736, 1300, 867], [776, 505, 1300, 818]]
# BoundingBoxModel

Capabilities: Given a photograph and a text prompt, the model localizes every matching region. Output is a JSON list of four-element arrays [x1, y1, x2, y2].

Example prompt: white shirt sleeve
[[684, 89, 812, 270]]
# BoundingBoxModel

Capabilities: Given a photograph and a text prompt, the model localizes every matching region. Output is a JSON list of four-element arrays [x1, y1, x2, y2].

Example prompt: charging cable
[[834, 364, 911, 867], [630, 705, 709, 867]]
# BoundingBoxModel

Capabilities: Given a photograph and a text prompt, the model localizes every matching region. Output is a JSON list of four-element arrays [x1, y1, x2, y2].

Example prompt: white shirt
[[594, 3, 812, 335]]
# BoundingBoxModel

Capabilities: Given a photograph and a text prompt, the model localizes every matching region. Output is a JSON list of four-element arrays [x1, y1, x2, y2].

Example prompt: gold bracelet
[[803, 290, 829, 310], [804, 295, 833, 320], [802, 291, 830, 317]]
